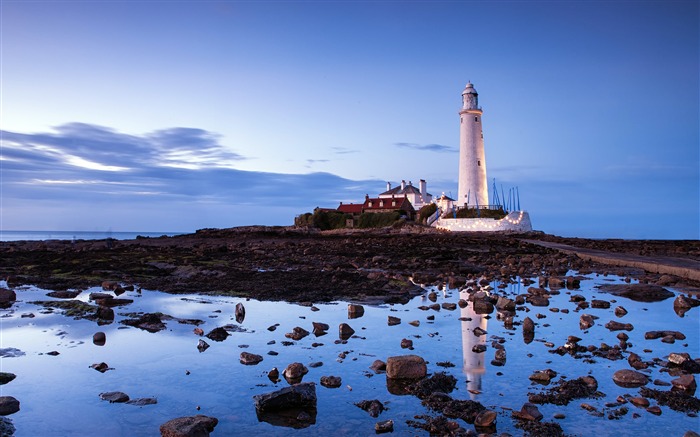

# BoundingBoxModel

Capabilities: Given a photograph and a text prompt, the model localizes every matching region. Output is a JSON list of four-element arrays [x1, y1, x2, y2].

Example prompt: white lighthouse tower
[[457, 82, 489, 208]]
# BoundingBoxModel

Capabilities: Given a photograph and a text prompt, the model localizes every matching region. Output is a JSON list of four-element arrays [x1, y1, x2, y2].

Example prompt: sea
[[0, 230, 185, 242]]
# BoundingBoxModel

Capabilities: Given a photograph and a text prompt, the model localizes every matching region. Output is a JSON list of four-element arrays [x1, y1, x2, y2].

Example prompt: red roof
[[362, 196, 415, 213], [337, 203, 363, 214]]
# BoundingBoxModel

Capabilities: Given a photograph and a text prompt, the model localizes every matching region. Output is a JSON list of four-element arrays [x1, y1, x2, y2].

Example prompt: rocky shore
[[2, 224, 699, 304]]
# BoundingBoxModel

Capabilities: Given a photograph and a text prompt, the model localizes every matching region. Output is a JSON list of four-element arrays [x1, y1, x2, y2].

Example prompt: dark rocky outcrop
[[0, 397, 19, 416], [121, 313, 167, 333], [160, 415, 218, 437], [596, 283, 674, 302]]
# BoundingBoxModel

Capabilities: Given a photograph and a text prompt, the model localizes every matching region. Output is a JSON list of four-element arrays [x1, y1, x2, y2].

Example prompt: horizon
[[1, 1, 698, 240]]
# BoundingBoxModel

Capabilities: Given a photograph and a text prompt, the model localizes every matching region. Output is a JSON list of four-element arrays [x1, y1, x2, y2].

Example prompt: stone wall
[[435, 211, 532, 233]]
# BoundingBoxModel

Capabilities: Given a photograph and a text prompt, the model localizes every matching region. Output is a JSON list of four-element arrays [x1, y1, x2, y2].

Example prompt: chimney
[[420, 179, 427, 197], [386, 182, 391, 191], [401, 180, 406, 190]]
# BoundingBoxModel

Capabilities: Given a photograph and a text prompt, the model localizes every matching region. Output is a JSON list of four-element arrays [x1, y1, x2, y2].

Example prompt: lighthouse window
[[477, 160, 481, 166], [474, 116, 479, 122], [460, 117, 463, 124]]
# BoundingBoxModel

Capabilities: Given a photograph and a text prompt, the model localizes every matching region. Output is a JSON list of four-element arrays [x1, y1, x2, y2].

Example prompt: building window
[[474, 116, 478, 122], [478, 160, 481, 166], [460, 117, 463, 124]]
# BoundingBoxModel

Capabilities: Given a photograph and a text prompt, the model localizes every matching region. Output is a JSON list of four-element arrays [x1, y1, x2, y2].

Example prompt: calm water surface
[[0, 274, 697, 436]]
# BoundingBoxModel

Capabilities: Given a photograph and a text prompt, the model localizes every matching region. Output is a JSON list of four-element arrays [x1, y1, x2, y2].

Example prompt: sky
[[1, 0, 698, 239]]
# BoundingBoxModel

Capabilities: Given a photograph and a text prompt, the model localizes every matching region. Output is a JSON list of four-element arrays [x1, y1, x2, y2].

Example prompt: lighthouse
[[457, 82, 489, 208]]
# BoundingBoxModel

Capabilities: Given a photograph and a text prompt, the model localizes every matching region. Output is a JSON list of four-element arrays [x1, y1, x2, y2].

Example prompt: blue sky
[[1, 1, 698, 239]]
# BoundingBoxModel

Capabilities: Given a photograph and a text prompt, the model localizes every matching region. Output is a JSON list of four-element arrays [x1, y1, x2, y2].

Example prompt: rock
[[93, 332, 106, 346], [101, 281, 119, 290], [0, 373, 16, 385], [235, 302, 245, 324], [474, 409, 497, 427], [0, 397, 20, 415], [646, 331, 686, 341], [339, 323, 355, 340], [565, 276, 581, 289], [283, 362, 309, 384], [126, 397, 158, 406], [160, 415, 218, 437], [529, 369, 557, 384], [253, 382, 317, 412], [549, 277, 564, 289], [121, 313, 166, 333], [205, 327, 229, 342], [596, 283, 674, 302], [519, 402, 543, 421], [671, 374, 697, 396], [0, 289, 16, 309], [348, 304, 364, 319], [312, 322, 329, 336], [675, 294, 700, 309], [240, 352, 263, 365], [355, 399, 385, 417], [496, 296, 516, 311], [646, 405, 662, 415], [615, 306, 628, 317], [591, 299, 610, 309], [570, 294, 586, 302], [95, 306, 115, 321], [472, 300, 494, 314], [197, 340, 209, 353], [668, 352, 691, 365], [605, 321, 634, 331], [386, 355, 427, 379], [320, 375, 342, 388], [629, 397, 650, 408], [400, 338, 413, 349], [99, 391, 130, 403], [441, 302, 457, 310], [612, 369, 649, 388], [388, 316, 401, 326], [473, 327, 487, 336], [285, 327, 310, 341], [370, 360, 386, 373], [628, 353, 648, 370], [46, 290, 81, 299], [472, 344, 487, 353], [91, 362, 110, 373], [375, 419, 394, 434], [493, 348, 506, 365], [580, 314, 595, 330], [408, 320, 420, 327]]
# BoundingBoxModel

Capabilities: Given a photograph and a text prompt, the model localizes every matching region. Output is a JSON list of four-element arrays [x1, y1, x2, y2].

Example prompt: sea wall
[[435, 211, 532, 233]]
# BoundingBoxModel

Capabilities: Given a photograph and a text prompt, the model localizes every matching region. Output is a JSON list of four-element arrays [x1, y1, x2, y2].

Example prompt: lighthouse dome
[[462, 82, 478, 95]]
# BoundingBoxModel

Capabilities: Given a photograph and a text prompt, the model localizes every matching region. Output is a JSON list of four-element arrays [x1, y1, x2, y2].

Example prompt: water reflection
[[460, 293, 487, 399]]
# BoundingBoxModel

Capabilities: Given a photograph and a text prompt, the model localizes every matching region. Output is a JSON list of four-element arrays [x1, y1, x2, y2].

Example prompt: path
[[523, 240, 700, 282]]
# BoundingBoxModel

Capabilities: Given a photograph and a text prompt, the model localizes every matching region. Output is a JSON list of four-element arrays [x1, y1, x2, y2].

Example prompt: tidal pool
[[0, 273, 697, 436]]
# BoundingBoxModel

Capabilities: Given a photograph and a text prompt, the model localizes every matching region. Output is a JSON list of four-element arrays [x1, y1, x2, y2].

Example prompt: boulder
[[160, 415, 218, 437], [591, 300, 610, 309], [93, 332, 106, 346], [240, 352, 263, 365], [0, 289, 16, 309], [348, 304, 364, 319], [614, 306, 628, 317], [253, 382, 317, 412], [197, 340, 210, 353], [496, 296, 515, 311], [580, 314, 595, 330], [596, 284, 674, 302], [0, 397, 19, 416], [91, 362, 110, 373], [400, 338, 413, 349], [472, 300, 494, 314], [605, 321, 634, 331], [99, 391, 130, 403], [235, 303, 245, 324], [312, 322, 329, 336], [671, 374, 696, 396], [339, 323, 355, 340], [283, 362, 309, 384], [386, 355, 427, 379], [95, 306, 114, 321], [205, 327, 229, 342], [285, 327, 310, 341], [355, 399, 385, 418], [388, 316, 401, 326], [370, 360, 386, 373], [375, 419, 394, 434], [518, 402, 543, 421], [320, 376, 342, 388], [0, 373, 16, 385], [612, 369, 649, 388], [474, 409, 497, 427]]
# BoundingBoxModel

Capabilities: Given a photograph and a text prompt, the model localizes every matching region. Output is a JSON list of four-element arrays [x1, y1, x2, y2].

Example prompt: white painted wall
[[457, 83, 488, 208], [435, 211, 533, 233]]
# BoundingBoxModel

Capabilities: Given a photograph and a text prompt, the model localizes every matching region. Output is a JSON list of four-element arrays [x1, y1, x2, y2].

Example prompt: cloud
[[394, 142, 457, 153], [331, 147, 359, 155], [0, 123, 381, 217]]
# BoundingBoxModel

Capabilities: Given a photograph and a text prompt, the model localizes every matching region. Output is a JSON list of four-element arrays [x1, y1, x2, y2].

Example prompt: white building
[[458, 82, 489, 208], [378, 179, 433, 210]]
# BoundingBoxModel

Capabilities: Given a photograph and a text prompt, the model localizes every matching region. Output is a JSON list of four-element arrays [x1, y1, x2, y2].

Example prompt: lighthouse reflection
[[460, 293, 487, 399]]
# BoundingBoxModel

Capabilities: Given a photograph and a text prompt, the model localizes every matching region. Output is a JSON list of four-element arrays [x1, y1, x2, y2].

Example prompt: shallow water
[[0, 274, 697, 436]]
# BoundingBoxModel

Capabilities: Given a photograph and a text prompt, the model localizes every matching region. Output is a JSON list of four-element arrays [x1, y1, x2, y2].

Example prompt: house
[[337, 194, 416, 220], [378, 179, 432, 210], [435, 193, 456, 216]]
